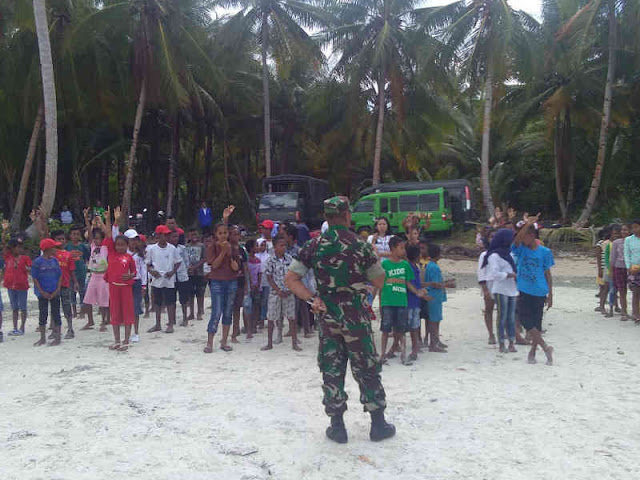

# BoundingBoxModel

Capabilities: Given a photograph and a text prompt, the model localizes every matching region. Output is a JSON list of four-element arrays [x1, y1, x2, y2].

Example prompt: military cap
[[323, 196, 350, 215]]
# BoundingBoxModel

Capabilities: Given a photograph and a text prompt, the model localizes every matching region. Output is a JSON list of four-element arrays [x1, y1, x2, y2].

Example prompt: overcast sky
[[425, 0, 542, 19]]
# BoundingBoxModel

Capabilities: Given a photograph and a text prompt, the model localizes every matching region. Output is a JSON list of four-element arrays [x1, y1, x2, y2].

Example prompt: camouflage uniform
[[289, 197, 387, 417]]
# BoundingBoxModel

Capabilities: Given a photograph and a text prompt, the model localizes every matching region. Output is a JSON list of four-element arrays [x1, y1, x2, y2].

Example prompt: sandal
[[109, 343, 121, 350], [220, 345, 233, 352], [147, 325, 162, 333], [203, 346, 213, 354], [118, 343, 130, 352]]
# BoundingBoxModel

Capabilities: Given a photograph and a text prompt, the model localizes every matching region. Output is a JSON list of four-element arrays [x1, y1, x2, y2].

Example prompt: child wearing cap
[[146, 224, 181, 333], [32, 238, 63, 346], [3, 239, 32, 337]]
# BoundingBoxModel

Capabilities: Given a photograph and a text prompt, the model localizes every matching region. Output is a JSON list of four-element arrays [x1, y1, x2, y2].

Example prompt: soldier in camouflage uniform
[[285, 196, 396, 444]]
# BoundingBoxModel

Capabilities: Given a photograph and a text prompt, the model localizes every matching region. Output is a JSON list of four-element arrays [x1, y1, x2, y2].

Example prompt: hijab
[[482, 228, 517, 272]]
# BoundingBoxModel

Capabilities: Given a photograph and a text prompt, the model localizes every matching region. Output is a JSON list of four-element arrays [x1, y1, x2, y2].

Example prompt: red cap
[[155, 225, 171, 235], [176, 228, 184, 235], [40, 238, 62, 251], [260, 220, 274, 229], [139, 234, 147, 243]]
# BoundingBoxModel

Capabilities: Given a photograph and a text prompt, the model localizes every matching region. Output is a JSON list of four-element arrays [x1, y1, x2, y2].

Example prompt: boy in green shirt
[[380, 236, 428, 365]]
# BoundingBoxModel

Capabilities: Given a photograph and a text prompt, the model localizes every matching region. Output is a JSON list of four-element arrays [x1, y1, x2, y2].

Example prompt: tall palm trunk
[[372, 74, 385, 186], [576, 0, 616, 227], [121, 77, 147, 228], [554, 113, 568, 223], [481, 61, 495, 218], [262, 11, 272, 180], [33, 0, 58, 218], [11, 103, 44, 229], [166, 114, 180, 216]]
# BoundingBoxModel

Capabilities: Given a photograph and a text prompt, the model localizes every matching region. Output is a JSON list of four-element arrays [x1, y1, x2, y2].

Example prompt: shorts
[[267, 293, 295, 321], [189, 276, 207, 297], [613, 267, 628, 291], [518, 292, 546, 331], [176, 280, 192, 305], [152, 287, 177, 307], [60, 286, 73, 318], [420, 299, 430, 321], [132, 280, 143, 316], [428, 299, 443, 323], [380, 306, 408, 333], [407, 308, 421, 330], [234, 283, 245, 309], [7, 289, 28, 311]]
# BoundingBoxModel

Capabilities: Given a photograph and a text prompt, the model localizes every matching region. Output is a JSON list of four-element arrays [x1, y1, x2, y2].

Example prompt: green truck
[[351, 187, 454, 235]]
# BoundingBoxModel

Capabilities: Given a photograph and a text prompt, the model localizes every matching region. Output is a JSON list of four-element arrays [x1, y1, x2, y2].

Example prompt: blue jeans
[[495, 294, 516, 342], [208, 279, 238, 334]]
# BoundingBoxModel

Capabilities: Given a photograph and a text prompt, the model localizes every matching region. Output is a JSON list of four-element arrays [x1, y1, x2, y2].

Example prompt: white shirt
[[61, 211, 73, 224], [321, 221, 329, 234], [132, 252, 147, 286], [367, 234, 391, 255], [477, 251, 493, 292], [145, 243, 181, 288], [257, 251, 271, 288], [486, 253, 519, 297], [175, 244, 189, 282]]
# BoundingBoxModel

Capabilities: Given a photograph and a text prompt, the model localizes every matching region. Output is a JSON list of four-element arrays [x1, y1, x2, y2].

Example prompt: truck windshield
[[259, 193, 299, 210]]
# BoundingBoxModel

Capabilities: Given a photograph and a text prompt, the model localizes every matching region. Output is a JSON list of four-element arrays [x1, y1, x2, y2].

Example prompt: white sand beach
[[1, 257, 639, 480]]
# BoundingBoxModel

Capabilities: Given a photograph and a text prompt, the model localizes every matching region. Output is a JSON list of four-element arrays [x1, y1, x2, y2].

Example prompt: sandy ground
[[1, 257, 640, 480]]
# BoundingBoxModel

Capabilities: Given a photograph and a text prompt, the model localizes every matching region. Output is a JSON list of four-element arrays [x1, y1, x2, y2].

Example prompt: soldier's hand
[[310, 297, 326, 314]]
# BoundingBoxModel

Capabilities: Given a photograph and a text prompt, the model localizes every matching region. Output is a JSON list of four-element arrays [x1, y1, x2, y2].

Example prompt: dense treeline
[[1, 0, 639, 228]]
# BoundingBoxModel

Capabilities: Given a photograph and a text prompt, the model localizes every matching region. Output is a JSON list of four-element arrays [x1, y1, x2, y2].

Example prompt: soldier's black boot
[[326, 414, 348, 444], [369, 409, 396, 442]]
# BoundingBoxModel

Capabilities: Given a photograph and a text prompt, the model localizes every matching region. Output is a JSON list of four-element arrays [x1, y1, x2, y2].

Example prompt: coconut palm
[[417, 0, 539, 217], [216, 0, 331, 179], [32, 0, 58, 219]]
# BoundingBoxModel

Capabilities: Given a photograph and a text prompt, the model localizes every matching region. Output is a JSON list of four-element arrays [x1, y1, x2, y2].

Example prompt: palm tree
[[417, 0, 539, 217], [570, 0, 618, 226], [321, 0, 423, 186], [217, 0, 330, 179], [32, 0, 58, 218]]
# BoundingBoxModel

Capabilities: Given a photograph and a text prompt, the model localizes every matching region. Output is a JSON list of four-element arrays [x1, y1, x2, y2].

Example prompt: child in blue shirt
[[424, 244, 455, 352], [406, 245, 431, 362], [32, 239, 63, 347], [512, 221, 554, 365]]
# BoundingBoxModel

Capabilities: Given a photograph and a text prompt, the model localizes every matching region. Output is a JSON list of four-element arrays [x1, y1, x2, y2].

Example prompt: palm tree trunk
[[166, 114, 180, 216], [203, 122, 213, 201], [481, 61, 495, 218], [576, 0, 616, 227], [262, 11, 272, 180], [554, 114, 569, 223], [121, 77, 147, 228], [11, 103, 44, 229], [33, 0, 58, 218], [373, 74, 385, 186]]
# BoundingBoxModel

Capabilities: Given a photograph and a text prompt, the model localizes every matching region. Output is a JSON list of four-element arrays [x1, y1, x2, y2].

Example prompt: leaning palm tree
[[216, 0, 331, 179], [417, 0, 539, 217], [32, 0, 58, 219]]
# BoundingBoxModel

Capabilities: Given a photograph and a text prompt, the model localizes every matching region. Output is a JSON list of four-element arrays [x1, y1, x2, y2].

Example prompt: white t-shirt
[[257, 251, 271, 288], [321, 221, 329, 234], [175, 244, 190, 282], [477, 251, 493, 291], [145, 243, 181, 288]]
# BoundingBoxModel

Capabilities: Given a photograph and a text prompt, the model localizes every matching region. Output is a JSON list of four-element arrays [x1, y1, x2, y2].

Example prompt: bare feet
[[488, 335, 496, 345], [165, 326, 174, 334], [231, 336, 240, 344], [147, 325, 162, 333], [80, 323, 95, 331], [516, 336, 531, 346], [187, 314, 195, 321], [428, 345, 447, 353], [261, 345, 273, 351], [499, 343, 506, 353], [48, 337, 61, 346], [292, 344, 302, 352], [109, 343, 121, 350], [508, 343, 517, 353], [34, 338, 46, 347], [99, 325, 108, 332], [197, 315, 203, 321], [179, 321, 188, 327], [544, 346, 554, 366], [527, 351, 537, 364], [304, 333, 315, 338]]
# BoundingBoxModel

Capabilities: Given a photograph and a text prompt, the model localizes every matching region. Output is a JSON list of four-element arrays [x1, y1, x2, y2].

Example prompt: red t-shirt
[[55, 249, 76, 288], [103, 238, 136, 286], [3, 253, 32, 290]]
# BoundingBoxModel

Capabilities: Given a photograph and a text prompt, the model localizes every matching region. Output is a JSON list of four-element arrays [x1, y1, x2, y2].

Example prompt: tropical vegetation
[[1, 0, 639, 228]]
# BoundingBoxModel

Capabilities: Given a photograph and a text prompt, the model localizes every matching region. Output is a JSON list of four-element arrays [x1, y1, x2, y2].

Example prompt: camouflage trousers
[[317, 318, 386, 417]]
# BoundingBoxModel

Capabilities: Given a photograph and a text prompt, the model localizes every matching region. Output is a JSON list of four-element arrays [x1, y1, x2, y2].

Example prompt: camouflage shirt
[[289, 225, 384, 324]]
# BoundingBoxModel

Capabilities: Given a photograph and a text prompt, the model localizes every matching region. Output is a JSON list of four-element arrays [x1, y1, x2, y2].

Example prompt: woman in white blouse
[[367, 218, 392, 259]]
